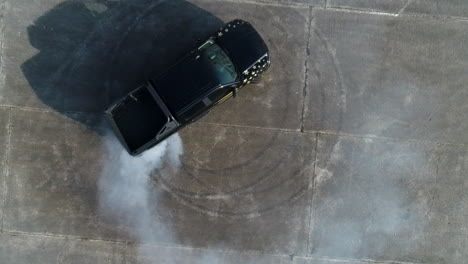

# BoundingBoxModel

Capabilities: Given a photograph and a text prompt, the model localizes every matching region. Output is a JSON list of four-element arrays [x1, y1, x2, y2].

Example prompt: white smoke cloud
[[98, 133, 183, 244], [97, 131, 262, 263]]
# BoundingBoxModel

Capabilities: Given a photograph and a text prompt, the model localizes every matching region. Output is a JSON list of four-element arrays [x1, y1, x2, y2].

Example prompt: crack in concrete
[[397, 0, 414, 16], [0, 0, 7, 101], [56, 239, 68, 264], [300, 7, 313, 133]]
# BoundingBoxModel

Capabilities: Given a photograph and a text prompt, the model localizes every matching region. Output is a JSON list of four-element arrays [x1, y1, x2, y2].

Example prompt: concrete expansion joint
[[3, 230, 301, 260], [0, 105, 102, 123], [305, 132, 319, 252], [198, 120, 302, 134], [319, 6, 468, 22], [314, 131, 468, 148], [2, 229, 430, 264], [0, 108, 11, 232], [218, 0, 312, 8], [1, 103, 467, 149]]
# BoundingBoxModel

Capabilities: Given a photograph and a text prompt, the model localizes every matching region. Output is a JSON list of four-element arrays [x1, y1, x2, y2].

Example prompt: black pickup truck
[[105, 19, 271, 156]]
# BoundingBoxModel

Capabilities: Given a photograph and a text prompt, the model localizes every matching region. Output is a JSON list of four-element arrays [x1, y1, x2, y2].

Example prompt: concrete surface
[[0, 0, 467, 263]]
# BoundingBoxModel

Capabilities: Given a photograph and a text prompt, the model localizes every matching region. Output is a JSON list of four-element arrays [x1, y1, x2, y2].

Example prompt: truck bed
[[106, 85, 168, 155]]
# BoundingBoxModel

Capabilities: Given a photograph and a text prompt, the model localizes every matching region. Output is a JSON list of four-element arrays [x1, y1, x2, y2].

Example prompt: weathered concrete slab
[[60, 239, 126, 264], [305, 9, 468, 143], [189, 0, 309, 130], [309, 134, 468, 263], [0, 108, 10, 229], [3, 109, 107, 237], [0, 233, 64, 264]]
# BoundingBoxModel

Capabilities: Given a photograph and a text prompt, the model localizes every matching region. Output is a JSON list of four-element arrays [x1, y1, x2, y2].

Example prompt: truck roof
[[150, 50, 217, 116], [149, 19, 267, 117]]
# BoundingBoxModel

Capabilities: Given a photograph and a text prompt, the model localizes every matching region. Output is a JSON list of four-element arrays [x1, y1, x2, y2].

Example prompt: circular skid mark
[[312, 27, 346, 133], [173, 129, 303, 194], [151, 131, 313, 218], [154, 172, 309, 219], [310, 27, 346, 176], [148, 20, 347, 219], [180, 130, 282, 173], [169, 158, 284, 196], [153, 165, 307, 200]]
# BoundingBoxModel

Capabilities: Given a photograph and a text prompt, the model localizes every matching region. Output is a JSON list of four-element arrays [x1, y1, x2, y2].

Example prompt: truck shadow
[[21, 0, 223, 133]]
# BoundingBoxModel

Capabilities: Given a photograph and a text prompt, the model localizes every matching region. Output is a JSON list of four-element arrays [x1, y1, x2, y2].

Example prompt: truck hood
[[216, 19, 269, 73]]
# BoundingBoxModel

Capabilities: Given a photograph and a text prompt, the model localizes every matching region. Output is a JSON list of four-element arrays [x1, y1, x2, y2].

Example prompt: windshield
[[199, 40, 238, 85]]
